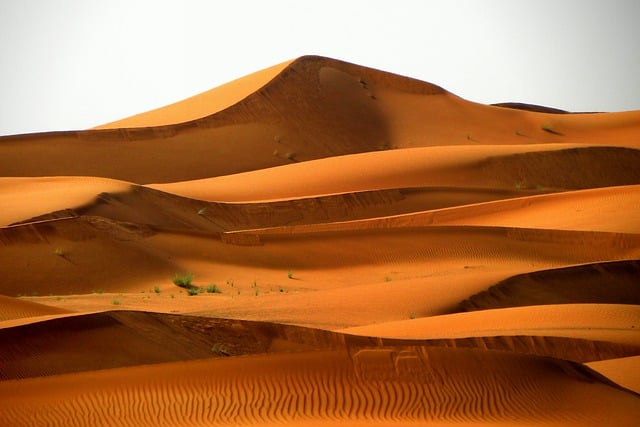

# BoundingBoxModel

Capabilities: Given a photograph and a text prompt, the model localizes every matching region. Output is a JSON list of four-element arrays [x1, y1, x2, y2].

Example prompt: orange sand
[[0, 55, 638, 426]]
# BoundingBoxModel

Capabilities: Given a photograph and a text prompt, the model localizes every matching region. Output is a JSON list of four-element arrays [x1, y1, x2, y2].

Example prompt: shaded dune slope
[[2, 215, 639, 297], [461, 260, 640, 310], [9, 180, 526, 233], [0, 217, 178, 295], [1, 310, 639, 381]]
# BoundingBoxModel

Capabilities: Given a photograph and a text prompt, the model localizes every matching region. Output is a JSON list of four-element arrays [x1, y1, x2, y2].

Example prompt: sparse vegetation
[[385, 276, 392, 282], [287, 270, 294, 279], [154, 286, 161, 294], [187, 287, 200, 296], [541, 123, 562, 135], [112, 299, 121, 305], [409, 313, 416, 319], [173, 273, 194, 288], [206, 284, 222, 294]]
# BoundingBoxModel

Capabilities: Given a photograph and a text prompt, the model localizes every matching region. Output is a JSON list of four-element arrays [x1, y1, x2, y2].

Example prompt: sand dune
[[0, 294, 70, 321], [149, 144, 640, 202], [1, 346, 638, 427], [340, 304, 640, 345], [1, 55, 638, 425]]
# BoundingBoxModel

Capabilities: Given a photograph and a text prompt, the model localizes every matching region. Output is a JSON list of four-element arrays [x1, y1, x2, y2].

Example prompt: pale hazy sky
[[1, 0, 638, 136]]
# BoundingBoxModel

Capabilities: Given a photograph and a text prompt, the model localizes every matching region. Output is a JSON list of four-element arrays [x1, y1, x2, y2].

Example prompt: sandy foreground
[[1, 55, 639, 426]]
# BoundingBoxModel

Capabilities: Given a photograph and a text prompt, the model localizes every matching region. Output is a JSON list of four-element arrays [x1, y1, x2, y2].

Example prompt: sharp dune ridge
[[1, 55, 638, 425]]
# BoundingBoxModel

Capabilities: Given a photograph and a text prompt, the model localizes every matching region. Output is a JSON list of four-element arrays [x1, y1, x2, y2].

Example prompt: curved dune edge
[[0, 295, 71, 322], [225, 184, 640, 236], [0, 176, 133, 226], [339, 304, 640, 345], [148, 144, 640, 203], [587, 356, 640, 394], [461, 260, 640, 310], [93, 59, 294, 129], [1, 346, 638, 426]]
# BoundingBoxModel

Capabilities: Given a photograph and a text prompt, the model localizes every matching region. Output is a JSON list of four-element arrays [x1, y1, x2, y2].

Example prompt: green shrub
[[187, 287, 200, 296], [206, 284, 222, 294], [153, 286, 161, 294], [112, 299, 121, 305], [173, 273, 193, 288]]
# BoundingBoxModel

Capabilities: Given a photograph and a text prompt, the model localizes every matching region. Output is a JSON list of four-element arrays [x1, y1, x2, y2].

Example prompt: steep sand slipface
[[0, 55, 639, 425]]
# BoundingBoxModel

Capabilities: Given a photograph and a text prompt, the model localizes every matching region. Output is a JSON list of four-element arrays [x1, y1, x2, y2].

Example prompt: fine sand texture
[[1, 55, 639, 426]]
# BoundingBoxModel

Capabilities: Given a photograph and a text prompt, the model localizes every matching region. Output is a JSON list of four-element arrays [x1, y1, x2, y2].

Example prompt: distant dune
[[1, 55, 638, 426]]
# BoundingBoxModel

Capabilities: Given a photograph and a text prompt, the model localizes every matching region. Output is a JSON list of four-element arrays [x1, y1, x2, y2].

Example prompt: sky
[[0, 0, 638, 136]]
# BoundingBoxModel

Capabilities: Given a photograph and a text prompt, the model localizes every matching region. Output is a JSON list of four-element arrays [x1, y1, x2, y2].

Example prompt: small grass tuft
[[112, 299, 121, 305], [187, 287, 200, 296], [173, 273, 194, 288], [153, 286, 161, 294], [206, 284, 222, 294], [287, 270, 294, 279], [541, 123, 562, 135]]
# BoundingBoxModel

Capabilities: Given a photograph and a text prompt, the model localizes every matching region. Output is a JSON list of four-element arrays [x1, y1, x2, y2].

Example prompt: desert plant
[[173, 273, 194, 288], [287, 270, 294, 279], [206, 284, 222, 294], [187, 287, 200, 296], [409, 313, 416, 319], [541, 123, 562, 135], [112, 299, 121, 305], [154, 286, 161, 294]]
